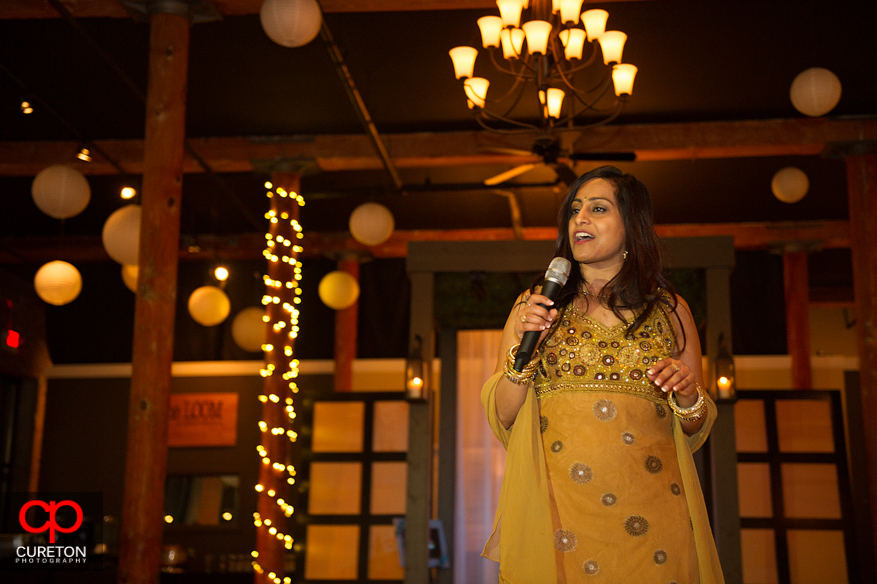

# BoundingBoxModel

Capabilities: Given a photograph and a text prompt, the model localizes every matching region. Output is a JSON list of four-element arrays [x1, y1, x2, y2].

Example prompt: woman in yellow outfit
[[481, 166, 724, 583]]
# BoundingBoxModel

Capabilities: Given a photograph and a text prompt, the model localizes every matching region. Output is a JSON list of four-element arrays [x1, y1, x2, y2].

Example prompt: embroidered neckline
[[566, 303, 633, 334]]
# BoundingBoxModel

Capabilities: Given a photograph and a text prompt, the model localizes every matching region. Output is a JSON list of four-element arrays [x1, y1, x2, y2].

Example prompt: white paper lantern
[[771, 167, 809, 203], [232, 307, 267, 352], [790, 67, 842, 117], [349, 202, 395, 246], [260, 0, 322, 48], [318, 271, 360, 310], [121, 264, 138, 293], [188, 286, 231, 326], [34, 260, 82, 306], [102, 204, 141, 265], [31, 165, 91, 219]]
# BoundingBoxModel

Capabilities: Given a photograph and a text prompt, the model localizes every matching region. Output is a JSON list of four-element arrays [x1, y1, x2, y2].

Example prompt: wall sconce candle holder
[[406, 335, 428, 402], [715, 332, 736, 400]]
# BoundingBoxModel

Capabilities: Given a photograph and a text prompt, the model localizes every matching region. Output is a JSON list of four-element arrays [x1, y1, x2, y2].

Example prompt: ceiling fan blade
[[567, 151, 637, 162], [552, 163, 578, 186], [483, 163, 540, 186], [479, 146, 534, 157]]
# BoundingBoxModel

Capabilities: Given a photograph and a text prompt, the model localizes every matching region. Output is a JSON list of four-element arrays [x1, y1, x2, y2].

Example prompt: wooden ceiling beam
[[0, 0, 641, 20], [0, 118, 875, 178], [0, 220, 850, 264]]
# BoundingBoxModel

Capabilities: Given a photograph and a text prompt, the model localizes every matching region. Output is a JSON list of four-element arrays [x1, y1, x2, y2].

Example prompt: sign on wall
[[168, 392, 238, 447]]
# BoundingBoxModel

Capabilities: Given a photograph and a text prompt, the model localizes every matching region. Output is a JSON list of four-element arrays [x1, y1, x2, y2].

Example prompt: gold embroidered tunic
[[532, 303, 699, 582]]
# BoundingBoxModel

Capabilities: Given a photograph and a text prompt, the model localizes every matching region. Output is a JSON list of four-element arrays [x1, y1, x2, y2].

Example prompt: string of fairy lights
[[251, 181, 305, 583]]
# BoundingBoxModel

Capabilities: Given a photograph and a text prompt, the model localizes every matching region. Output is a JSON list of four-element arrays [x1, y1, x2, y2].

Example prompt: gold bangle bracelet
[[503, 344, 539, 385], [668, 384, 706, 421]]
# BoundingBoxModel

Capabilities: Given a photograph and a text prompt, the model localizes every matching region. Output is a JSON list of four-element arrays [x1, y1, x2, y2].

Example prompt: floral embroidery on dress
[[645, 455, 663, 474], [624, 515, 649, 537], [570, 462, 594, 484], [583, 559, 600, 575], [593, 399, 617, 421], [554, 529, 578, 552]]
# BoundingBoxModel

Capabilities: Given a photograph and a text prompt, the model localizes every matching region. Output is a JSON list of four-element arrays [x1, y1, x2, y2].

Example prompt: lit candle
[[717, 376, 733, 399], [407, 376, 424, 400]]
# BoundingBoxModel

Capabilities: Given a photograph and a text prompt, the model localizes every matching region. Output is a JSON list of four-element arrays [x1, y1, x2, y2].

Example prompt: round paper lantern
[[349, 202, 395, 246], [318, 271, 360, 310], [188, 286, 231, 326], [34, 260, 82, 306], [771, 167, 809, 203], [232, 307, 267, 352], [790, 67, 842, 117], [31, 165, 91, 219], [102, 204, 141, 265], [121, 264, 138, 293], [260, 0, 322, 48]]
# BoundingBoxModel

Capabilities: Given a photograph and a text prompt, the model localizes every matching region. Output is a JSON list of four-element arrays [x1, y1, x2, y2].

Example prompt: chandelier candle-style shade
[[597, 31, 627, 65], [612, 64, 637, 96], [464, 77, 490, 108], [559, 28, 586, 60], [449, 1, 636, 133]]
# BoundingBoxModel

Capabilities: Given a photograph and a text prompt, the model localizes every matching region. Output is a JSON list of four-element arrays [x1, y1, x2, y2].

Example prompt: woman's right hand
[[514, 293, 558, 347]]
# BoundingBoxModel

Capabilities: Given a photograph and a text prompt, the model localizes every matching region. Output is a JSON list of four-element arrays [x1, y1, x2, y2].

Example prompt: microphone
[[514, 257, 571, 372]]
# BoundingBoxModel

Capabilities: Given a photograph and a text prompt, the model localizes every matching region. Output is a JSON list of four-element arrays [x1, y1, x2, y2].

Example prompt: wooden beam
[[0, 0, 643, 19], [1, 118, 875, 178], [0, 220, 852, 264], [846, 152, 877, 565], [783, 251, 812, 389], [118, 11, 190, 584]]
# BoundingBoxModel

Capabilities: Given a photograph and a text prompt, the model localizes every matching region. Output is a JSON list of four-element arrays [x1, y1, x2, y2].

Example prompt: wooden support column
[[255, 172, 303, 583], [783, 251, 812, 389], [845, 151, 877, 561], [118, 10, 190, 584], [334, 257, 359, 392], [404, 271, 434, 584]]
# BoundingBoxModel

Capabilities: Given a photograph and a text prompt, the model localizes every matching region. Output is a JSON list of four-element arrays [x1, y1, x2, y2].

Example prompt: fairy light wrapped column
[[252, 172, 304, 584]]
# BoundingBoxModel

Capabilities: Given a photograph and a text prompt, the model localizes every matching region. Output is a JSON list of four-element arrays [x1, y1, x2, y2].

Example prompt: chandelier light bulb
[[449, 46, 478, 79], [77, 148, 92, 162], [500, 28, 525, 59], [215, 266, 230, 281], [121, 186, 136, 199], [559, 0, 584, 25], [582, 9, 609, 40], [546, 88, 565, 118], [20, 100, 33, 114], [598, 30, 627, 65], [612, 63, 637, 96], [522, 20, 552, 55], [464, 77, 490, 108], [559, 28, 586, 60], [477, 15, 503, 48], [496, 0, 523, 28]]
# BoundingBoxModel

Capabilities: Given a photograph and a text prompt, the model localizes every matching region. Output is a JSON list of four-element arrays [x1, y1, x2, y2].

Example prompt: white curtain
[[455, 330, 506, 584]]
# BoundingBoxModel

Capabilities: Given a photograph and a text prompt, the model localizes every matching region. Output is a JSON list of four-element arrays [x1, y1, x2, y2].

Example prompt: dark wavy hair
[[531, 165, 680, 340]]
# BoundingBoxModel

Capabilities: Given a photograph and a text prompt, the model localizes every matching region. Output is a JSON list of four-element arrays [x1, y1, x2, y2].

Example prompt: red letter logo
[[19, 500, 83, 543]]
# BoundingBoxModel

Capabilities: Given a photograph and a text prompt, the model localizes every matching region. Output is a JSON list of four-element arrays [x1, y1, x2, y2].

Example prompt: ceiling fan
[[482, 137, 635, 186]]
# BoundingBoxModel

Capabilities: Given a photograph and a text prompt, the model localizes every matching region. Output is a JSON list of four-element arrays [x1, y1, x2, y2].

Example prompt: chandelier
[[449, 0, 637, 135]]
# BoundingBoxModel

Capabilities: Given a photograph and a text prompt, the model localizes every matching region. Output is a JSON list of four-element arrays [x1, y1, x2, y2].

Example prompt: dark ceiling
[[1, 0, 876, 251]]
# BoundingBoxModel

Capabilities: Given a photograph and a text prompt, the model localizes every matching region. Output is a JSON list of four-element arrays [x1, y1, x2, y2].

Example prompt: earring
[[623, 250, 628, 260]]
